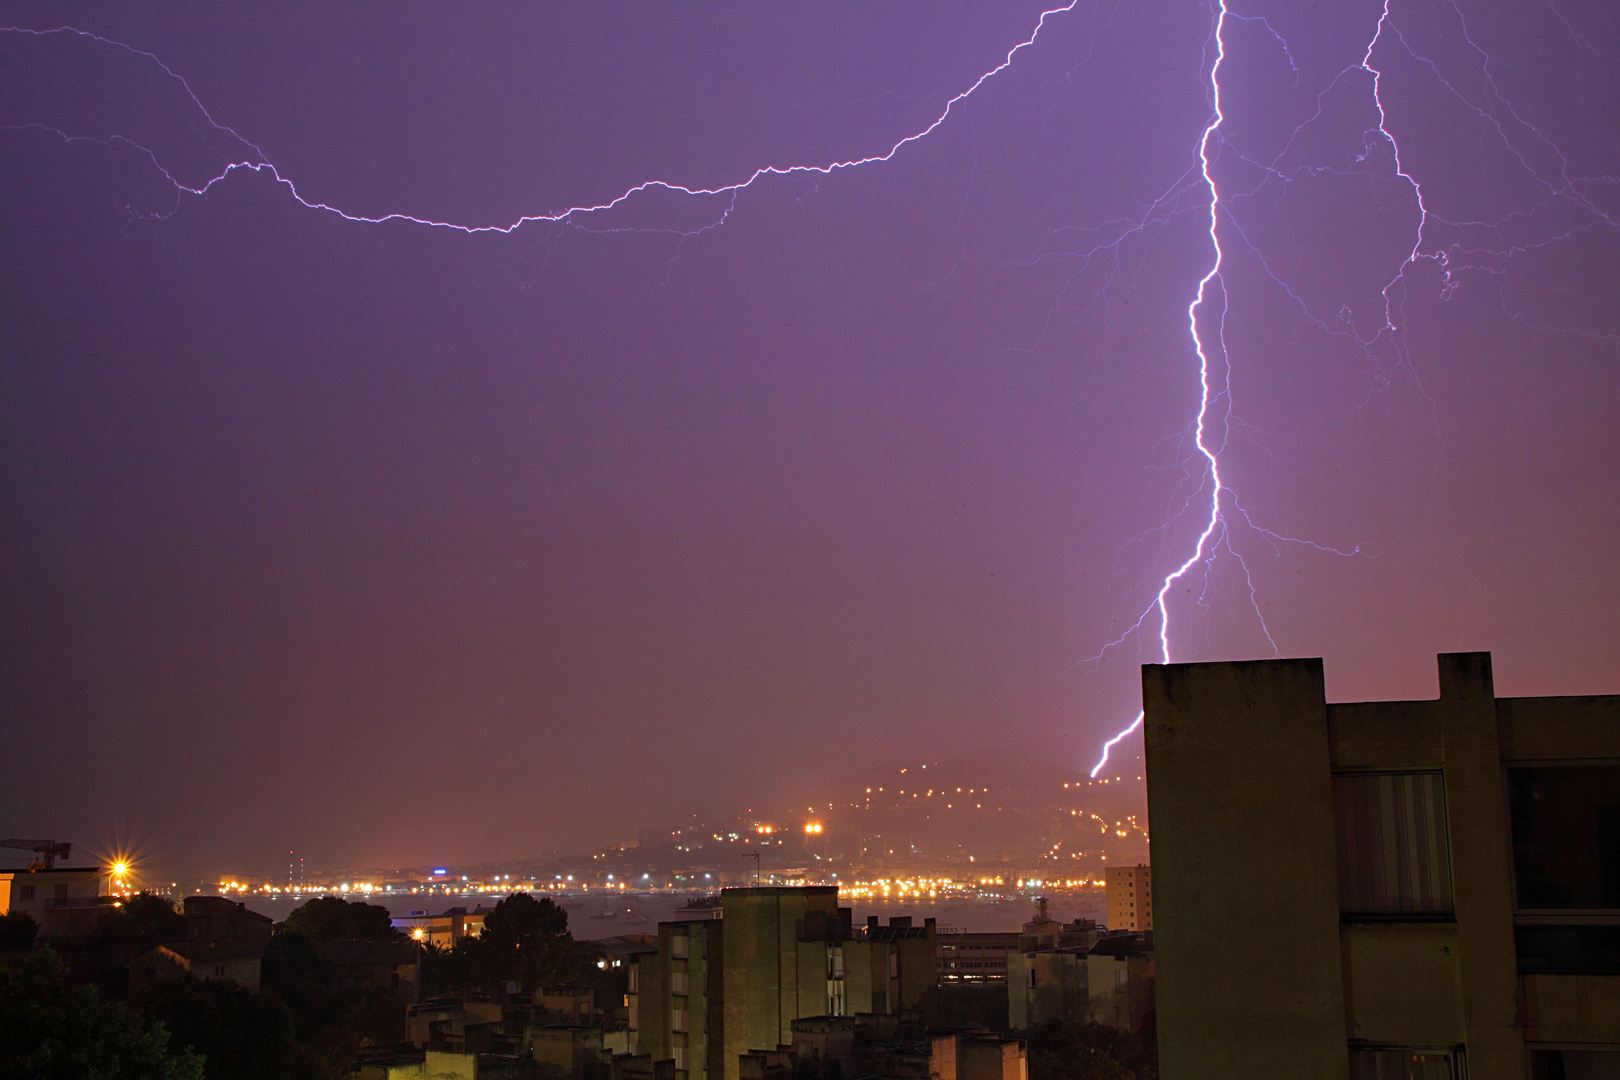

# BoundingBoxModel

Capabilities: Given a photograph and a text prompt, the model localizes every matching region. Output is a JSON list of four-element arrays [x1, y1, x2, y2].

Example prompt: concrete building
[[630, 915, 725, 1080], [1084, 933, 1153, 1033], [1104, 866, 1152, 932], [936, 931, 1020, 984], [721, 888, 936, 1080], [1143, 652, 1620, 1080], [1007, 948, 1088, 1030], [183, 895, 274, 952], [629, 889, 940, 1080], [0, 865, 105, 937], [130, 939, 262, 993]]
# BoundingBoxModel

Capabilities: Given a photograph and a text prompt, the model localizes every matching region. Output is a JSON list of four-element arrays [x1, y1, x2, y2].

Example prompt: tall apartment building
[[632, 918, 725, 1080], [629, 887, 938, 1080], [1143, 652, 1620, 1080], [1104, 866, 1152, 931]]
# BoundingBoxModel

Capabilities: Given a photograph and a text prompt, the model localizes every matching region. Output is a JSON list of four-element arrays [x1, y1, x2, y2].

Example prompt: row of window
[[1331, 764, 1620, 974]]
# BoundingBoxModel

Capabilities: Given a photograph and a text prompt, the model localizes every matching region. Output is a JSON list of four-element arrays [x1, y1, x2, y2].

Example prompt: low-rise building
[[409, 998, 511, 1054], [1084, 933, 1153, 1032], [183, 895, 274, 951], [130, 939, 262, 993], [0, 865, 105, 937], [354, 1049, 534, 1080], [1007, 948, 1089, 1030]]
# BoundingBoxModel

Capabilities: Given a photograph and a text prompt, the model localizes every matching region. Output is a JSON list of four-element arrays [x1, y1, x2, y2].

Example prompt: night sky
[[2, 3, 1616, 878]]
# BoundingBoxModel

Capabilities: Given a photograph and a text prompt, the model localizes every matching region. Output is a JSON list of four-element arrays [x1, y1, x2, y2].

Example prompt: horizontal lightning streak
[[3, 7, 1083, 234]]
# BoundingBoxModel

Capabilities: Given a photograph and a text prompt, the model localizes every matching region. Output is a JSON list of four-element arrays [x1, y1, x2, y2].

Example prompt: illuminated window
[[1333, 772, 1453, 918]]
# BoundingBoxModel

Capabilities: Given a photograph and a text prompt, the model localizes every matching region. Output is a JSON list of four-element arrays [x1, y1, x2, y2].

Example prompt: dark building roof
[[1088, 931, 1153, 958]]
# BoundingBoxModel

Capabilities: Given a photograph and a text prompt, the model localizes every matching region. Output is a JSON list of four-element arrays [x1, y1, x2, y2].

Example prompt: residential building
[[130, 939, 262, 993], [1104, 866, 1152, 932], [1143, 651, 1620, 1079], [954, 1035, 1028, 1080], [629, 888, 940, 1080], [409, 998, 510, 1054], [1007, 948, 1088, 1030], [354, 1049, 534, 1079], [1084, 933, 1153, 1033], [0, 865, 105, 937], [936, 931, 1020, 984], [630, 916, 725, 1080], [529, 1024, 605, 1080], [183, 895, 274, 952]]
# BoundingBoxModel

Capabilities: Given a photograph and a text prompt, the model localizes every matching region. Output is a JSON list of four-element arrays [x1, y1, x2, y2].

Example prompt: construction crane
[[0, 839, 72, 871]]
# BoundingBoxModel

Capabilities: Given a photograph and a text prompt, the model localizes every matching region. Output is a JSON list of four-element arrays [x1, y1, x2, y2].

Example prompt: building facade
[[630, 888, 939, 1080], [1104, 865, 1152, 932], [0, 866, 105, 937], [938, 930, 1020, 984], [1143, 652, 1620, 1080]]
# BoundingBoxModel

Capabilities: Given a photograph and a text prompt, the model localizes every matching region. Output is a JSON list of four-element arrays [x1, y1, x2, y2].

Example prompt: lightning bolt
[[0, 9, 1085, 234], [3, 4, 1614, 782]]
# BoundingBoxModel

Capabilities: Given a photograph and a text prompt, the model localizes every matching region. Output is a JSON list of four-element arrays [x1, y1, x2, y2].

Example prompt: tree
[[482, 892, 569, 948], [98, 893, 187, 952], [0, 946, 203, 1080], [422, 893, 587, 996], [1025, 1018, 1157, 1080], [281, 898, 398, 943], [139, 977, 297, 1080], [0, 910, 37, 951]]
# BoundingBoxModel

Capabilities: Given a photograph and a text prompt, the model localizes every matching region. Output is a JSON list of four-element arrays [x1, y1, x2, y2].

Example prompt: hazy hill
[[771, 749, 1149, 871]]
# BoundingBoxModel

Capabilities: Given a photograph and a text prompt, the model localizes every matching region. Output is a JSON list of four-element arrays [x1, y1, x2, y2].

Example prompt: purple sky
[[2, 2, 1616, 878]]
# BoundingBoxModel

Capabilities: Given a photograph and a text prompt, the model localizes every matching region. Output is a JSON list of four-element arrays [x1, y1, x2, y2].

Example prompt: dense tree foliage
[[0, 947, 203, 1080], [139, 978, 298, 1080], [422, 892, 589, 996], [1025, 1019, 1157, 1080], [98, 893, 188, 952], [258, 930, 406, 1072], [0, 910, 38, 951], [281, 897, 398, 943]]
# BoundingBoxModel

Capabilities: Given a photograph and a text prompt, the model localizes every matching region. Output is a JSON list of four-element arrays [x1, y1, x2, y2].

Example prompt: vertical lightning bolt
[[5, 4, 1611, 781], [1088, 2, 1233, 779]]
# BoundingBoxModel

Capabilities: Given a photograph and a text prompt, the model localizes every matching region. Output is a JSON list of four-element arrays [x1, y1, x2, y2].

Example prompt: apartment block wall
[[1146, 651, 1620, 1080], [720, 887, 840, 1080]]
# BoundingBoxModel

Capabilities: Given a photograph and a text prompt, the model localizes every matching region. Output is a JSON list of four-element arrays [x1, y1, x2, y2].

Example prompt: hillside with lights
[[759, 750, 1150, 878]]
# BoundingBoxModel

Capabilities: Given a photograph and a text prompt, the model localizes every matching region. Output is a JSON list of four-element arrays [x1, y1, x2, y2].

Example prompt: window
[[1333, 772, 1454, 917], [18, 885, 34, 902], [1527, 1047, 1620, 1079], [1508, 765, 1620, 910], [1348, 1048, 1457, 1080], [1509, 764, 1620, 974], [671, 933, 689, 958]]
